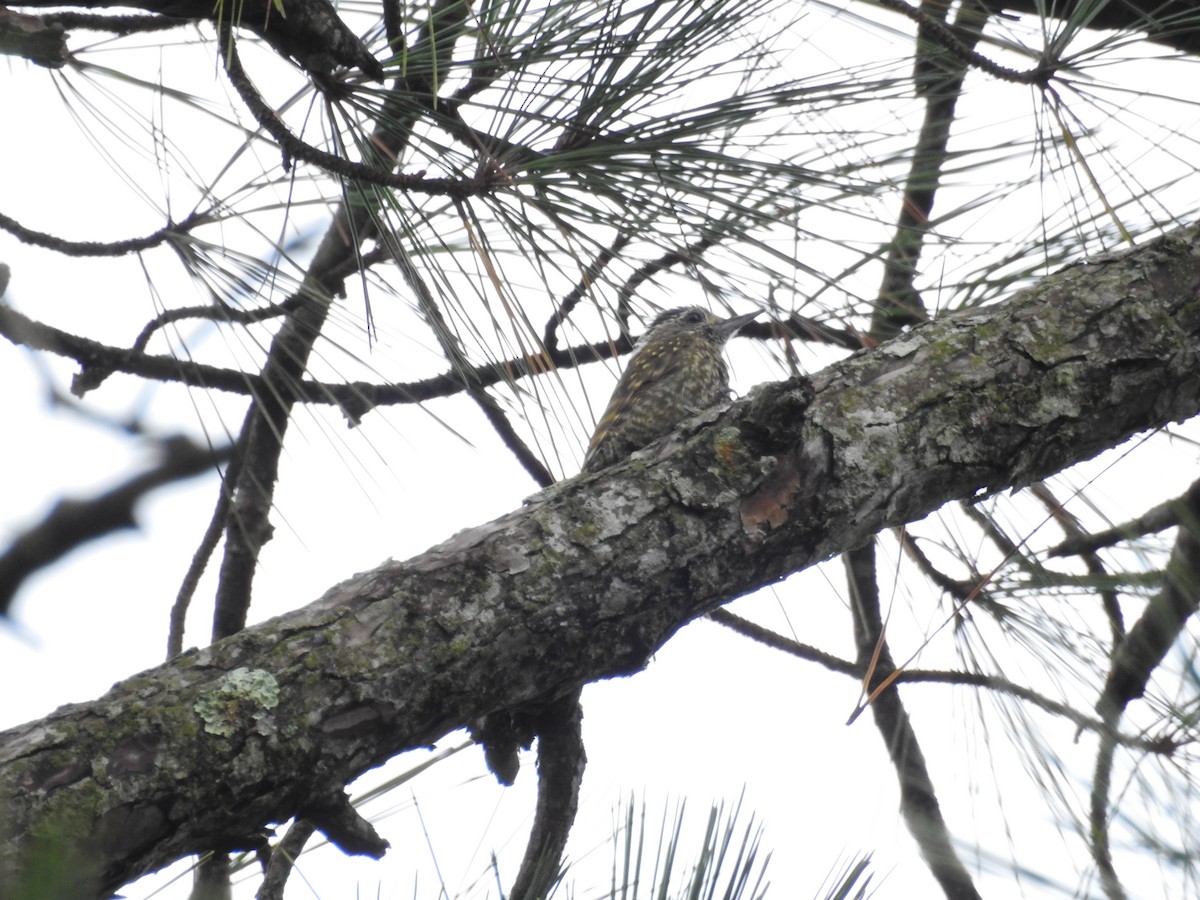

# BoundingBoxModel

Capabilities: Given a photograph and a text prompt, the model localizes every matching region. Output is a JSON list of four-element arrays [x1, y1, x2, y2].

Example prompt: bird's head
[[637, 306, 759, 349]]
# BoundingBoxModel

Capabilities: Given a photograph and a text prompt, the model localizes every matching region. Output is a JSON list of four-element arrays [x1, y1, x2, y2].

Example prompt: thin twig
[[0, 208, 207, 256], [1048, 476, 1200, 558], [220, 31, 488, 196], [1030, 481, 1125, 644], [874, 0, 1055, 87], [206, 0, 474, 639], [708, 609, 1179, 754], [167, 437, 245, 658], [844, 543, 983, 900], [543, 233, 632, 355], [0, 437, 232, 618], [0, 299, 634, 409]]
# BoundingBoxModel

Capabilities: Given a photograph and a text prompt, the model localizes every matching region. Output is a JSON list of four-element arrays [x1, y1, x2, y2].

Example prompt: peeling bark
[[2, 224, 1200, 897]]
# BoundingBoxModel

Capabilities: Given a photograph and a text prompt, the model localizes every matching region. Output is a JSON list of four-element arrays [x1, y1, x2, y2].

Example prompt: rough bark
[[2, 224, 1200, 897]]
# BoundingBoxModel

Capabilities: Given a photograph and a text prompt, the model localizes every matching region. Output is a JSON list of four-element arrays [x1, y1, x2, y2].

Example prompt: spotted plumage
[[582, 306, 758, 473]]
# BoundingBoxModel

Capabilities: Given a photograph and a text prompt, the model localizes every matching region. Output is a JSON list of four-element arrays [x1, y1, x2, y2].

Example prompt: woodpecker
[[582, 306, 759, 473], [475, 307, 756, 787]]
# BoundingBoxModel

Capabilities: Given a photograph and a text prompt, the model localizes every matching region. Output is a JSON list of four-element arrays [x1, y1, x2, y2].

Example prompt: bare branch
[[0, 437, 233, 618], [846, 543, 982, 900], [218, 28, 491, 193], [0, 298, 633, 410], [872, 0, 1054, 88], [506, 690, 585, 900], [208, 0, 475, 641], [976, 0, 1200, 58], [872, 0, 988, 337], [0, 7, 68, 67], [1031, 481, 1125, 644], [1097, 493, 1200, 716], [1048, 477, 1200, 558], [710, 610, 1179, 753], [19, 0, 381, 80], [255, 820, 315, 900], [0, 209, 208, 256]]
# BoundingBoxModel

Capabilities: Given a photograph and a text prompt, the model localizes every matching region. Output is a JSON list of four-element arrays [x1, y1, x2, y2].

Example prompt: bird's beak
[[719, 310, 760, 337]]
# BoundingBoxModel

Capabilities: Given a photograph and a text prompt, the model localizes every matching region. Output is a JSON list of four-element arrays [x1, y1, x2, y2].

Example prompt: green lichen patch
[[193, 668, 280, 738]]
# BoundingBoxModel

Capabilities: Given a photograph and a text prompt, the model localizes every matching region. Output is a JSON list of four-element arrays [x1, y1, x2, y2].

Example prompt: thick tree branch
[[17, 0, 381, 81], [868, 0, 1200, 65], [2, 223, 1200, 897], [0, 7, 67, 67], [978, 0, 1200, 59]]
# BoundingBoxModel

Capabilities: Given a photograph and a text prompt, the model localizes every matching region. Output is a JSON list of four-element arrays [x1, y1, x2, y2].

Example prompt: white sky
[[3, 3, 1200, 899]]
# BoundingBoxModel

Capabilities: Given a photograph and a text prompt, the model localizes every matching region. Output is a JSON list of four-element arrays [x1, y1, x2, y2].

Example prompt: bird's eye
[[684, 309, 705, 324]]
